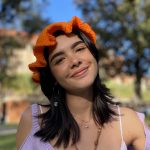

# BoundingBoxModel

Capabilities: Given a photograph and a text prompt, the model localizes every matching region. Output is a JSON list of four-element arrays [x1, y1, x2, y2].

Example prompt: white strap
[[117, 106, 124, 141], [39, 105, 43, 114]]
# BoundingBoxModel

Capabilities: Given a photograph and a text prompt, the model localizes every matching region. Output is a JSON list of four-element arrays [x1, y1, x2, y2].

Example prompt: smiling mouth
[[71, 67, 89, 78]]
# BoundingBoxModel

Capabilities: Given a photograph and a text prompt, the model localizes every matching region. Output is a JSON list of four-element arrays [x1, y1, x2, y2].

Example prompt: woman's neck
[[66, 87, 93, 120]]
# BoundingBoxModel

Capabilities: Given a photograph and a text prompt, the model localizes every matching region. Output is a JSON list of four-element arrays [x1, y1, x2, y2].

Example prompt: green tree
[[0, 0, 50, 93], [0, 34, 26, 82], [0, 0, 50, 33], [75, 0, 150, 101]]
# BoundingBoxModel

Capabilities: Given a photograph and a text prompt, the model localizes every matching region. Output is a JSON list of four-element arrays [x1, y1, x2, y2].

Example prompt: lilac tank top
[[19, 104, 150, 150], [19, 104, 54, 150]]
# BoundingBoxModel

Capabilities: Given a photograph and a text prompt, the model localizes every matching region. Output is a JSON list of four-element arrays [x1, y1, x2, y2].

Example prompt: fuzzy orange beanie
[[28, 16, 96, 83]]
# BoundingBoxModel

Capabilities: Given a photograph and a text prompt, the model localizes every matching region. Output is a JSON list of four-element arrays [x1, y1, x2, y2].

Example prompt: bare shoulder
[[16, 106, 32, 150], [120, 107, 145, 129], [120, 107, 144, 132], [120, 107, 145, 149], [120, 107, 140, 122]]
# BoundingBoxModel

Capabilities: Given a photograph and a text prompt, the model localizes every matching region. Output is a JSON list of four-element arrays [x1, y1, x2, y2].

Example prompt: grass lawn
[[104, 79, 150, 102], [0, 134, 16, 150]]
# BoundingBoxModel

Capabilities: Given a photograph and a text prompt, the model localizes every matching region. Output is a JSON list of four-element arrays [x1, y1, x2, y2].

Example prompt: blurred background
[[0, 0, 150, 149]]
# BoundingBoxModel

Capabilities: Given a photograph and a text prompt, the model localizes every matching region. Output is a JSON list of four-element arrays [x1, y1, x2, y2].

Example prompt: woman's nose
[[69, 55, 82, 69]]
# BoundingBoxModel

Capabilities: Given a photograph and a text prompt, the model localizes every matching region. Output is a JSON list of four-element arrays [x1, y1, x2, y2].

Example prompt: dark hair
[[35, 29, 119, 148]]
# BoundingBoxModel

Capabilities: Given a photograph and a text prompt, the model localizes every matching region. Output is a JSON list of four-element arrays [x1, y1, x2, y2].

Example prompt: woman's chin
[[66, 79, 95, 93]]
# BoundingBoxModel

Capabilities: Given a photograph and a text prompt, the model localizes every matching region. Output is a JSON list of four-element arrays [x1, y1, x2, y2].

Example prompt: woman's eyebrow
[[50, 40, 84, 62], [71, 40, 84, 49], [50, 51, 64, 62]]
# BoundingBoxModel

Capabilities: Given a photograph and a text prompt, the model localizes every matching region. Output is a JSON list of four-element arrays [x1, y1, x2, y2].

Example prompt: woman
[[16, 16, 150, 150]]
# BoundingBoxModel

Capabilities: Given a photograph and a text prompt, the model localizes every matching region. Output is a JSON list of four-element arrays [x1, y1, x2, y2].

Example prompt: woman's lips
[[71, 67, 89, 78]]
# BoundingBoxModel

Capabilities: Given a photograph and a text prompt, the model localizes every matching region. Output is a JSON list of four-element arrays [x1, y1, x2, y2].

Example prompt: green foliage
[[0, 34, 27, 86], [22, 15, 49, 34], [0, 36, 26, 49], [0, 36, 27, 83], [0, 0, 50, 33], [2, 74, 37, 94], [0, 0, 28, 22], [0, 0, 51, 91], [0, 36, 24, 87], [75, 0, 150, 99]]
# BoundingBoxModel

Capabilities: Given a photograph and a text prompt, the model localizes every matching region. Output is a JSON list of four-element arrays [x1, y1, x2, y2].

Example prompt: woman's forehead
[[52, 34, 82, 52], [56, 34, 81, 45]]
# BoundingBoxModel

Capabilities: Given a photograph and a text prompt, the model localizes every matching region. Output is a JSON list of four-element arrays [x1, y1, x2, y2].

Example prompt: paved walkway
[[0, 125, 17, 136], [0, 128, 17, 136]]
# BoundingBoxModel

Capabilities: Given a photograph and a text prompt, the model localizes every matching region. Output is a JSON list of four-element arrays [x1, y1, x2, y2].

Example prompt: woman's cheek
[[51, 65, 68, 80]]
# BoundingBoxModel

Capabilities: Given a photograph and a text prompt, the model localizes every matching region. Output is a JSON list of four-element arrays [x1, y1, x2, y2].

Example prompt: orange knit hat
[[29, 16, 96, 83]]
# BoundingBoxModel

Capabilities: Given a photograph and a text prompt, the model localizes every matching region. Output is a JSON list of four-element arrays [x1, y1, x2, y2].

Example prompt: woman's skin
[[16, 33, 146, 150], [49, 33, 97, 119]]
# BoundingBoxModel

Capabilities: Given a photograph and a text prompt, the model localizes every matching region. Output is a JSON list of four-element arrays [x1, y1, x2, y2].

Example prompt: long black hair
[[35, 29, 119, 148]]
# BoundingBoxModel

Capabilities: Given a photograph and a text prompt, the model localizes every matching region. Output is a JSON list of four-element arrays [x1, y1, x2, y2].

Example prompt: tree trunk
[[1, 103, 6, 124], [134, 57, 142, 101]]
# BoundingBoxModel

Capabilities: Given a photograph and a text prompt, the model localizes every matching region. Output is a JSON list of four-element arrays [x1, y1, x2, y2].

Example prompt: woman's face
[[48, 33, 98, 93]]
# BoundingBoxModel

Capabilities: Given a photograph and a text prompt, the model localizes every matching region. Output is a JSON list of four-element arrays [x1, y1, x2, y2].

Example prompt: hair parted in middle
[[35, 29, 119, 148]]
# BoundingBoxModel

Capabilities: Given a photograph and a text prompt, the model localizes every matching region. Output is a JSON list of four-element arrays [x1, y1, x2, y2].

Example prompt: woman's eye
[[76, 47, 86, 52], [54, 58, 65, 64]]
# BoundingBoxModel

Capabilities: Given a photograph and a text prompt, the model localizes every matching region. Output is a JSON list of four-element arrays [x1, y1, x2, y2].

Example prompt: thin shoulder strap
[[31, 104, 40, 133], [39, 105, 43, 114], [117, 106, 124, 141]]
